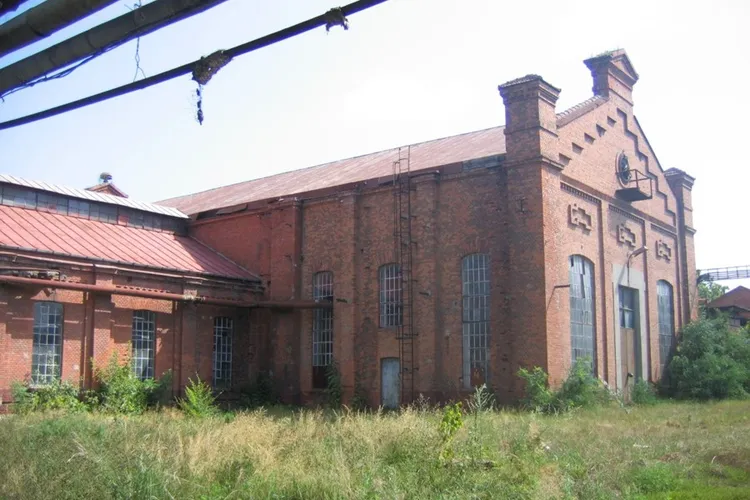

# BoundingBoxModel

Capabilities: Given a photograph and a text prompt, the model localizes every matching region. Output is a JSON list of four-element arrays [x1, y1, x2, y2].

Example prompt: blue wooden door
[[381, 357, 400, 409]]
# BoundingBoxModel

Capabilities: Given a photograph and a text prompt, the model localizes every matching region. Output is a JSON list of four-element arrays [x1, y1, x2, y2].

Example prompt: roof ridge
[[157, 124, 505, 205], [0, 173, 188, 219]]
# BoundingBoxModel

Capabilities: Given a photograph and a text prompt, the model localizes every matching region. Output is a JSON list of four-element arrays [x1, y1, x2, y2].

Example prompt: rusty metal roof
[[0, 204, 258, 281], [708, 286, 750, 312], [158, 126, 508, 215], [0, 174, 188, 219]]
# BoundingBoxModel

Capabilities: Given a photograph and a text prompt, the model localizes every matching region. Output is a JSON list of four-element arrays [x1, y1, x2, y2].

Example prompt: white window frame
[[132, 310, 155, 380], [213, 316, 233, 389], [379, 264, 402, 327], [31, 302, 63, 386]]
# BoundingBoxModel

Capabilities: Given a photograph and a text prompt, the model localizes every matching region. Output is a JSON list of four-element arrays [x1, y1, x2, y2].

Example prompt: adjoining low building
[[0, 49, 697, 409], [706, 286, 750, 328]]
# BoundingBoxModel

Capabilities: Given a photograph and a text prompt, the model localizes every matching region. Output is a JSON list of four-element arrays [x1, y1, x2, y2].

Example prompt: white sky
[[0, 0, 748, 286]]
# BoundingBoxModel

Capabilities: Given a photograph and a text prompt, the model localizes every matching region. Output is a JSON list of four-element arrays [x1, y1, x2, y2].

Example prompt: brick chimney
[[583, 49, 639, 106], [497, 75, 561, 165], [665, 168, 698, 322]]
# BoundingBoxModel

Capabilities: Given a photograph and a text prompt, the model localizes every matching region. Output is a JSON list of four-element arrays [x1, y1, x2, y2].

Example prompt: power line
[[0, 0, 389, 131]]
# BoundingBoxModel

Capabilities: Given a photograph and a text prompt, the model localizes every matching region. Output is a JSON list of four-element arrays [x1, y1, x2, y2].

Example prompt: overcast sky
[[0, 0, 748, 288]]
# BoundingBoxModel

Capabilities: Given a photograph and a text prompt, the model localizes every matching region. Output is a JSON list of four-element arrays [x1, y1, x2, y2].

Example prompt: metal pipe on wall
[[0, 274, 329, 309]]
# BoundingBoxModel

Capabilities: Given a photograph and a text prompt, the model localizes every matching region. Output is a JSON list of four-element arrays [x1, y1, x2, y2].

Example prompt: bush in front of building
[[178, 376, 219, 418], [518, 358, 611, 413], [10, 379, 87, 414], [631, 380, 659, 405], [663, 317, 750, 400], [93, 351, 172, 415]]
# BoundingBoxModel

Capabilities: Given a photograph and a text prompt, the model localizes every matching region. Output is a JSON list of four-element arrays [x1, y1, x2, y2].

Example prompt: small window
[[90, 203, 118, 224], [68, 199, 90, 218], [379, 264, 402, 327], [37, 193, 68, 215], [620, 288, 637, 329], [2, 186, 37, 208], [462, 253, 490, 389], [657, 281, 674, 374], [213, 317, 233, 389], [132, 310, 155, 380], [312, 272, 334, 389], [31, 302, 63, 385]]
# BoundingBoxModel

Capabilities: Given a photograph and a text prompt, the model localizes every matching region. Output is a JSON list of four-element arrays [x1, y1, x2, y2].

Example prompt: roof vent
[[99, 172, 113, 184]]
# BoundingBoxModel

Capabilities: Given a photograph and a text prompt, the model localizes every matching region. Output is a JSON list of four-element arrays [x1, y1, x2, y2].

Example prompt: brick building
[[0, 49, 697, 408]]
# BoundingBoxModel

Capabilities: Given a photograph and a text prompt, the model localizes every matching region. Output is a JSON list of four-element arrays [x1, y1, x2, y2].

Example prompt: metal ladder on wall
[[393, 146, 415, 405]]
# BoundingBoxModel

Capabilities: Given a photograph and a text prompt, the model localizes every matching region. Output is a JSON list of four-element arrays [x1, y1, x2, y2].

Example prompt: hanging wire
[[130, 1, 147, 82]]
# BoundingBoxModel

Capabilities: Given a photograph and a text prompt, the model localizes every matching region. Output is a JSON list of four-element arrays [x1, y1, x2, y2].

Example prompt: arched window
[[213, 317, 233, 389], [569, 255, 596, 370], [312, 271, 334, 389], [657, 280, 675, 374], [462, 253, 490, 389], [31, 302, 63, 386], [379, 264, 402, 327]]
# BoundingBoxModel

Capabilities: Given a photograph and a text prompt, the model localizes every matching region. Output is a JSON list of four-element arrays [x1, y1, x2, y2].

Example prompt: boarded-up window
[[31, 302, 63, 386], [132, 311, 155, 380], [379, 264, 402, 327], [312, 272, 334, 389], [462, 254, 490, 389], [570, 255, 596, 370], [213, 317, 233, 389], [657, 280, 674, 375]]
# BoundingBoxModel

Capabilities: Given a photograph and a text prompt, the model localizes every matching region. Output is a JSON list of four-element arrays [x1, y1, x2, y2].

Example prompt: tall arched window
[[657, 280, 675, 374], [462, 253, 490, 389], [313, 271, 334, 389], [569, 255, 596, 370], [379, 264, 401, 327]]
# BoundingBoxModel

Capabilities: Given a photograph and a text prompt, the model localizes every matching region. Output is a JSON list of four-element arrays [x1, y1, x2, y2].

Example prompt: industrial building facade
[[0, 50, 697, 408]]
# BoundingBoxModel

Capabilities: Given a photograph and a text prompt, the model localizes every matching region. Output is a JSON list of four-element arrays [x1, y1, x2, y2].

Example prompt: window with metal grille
[[657, 280, 674, 375], [312, 271, 334, 389], [31, 302, 63, 385], [569, 255, 596, 370], [132, 310, 155, 380], [213, 317, 233, 389], [379, 264, 402, 327], [620, 287, 637, 329], [462, 253, 490, 389]]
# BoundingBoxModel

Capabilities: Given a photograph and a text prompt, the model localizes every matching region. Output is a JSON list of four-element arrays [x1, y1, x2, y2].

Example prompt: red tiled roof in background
[[0, 204, 258, 281], [707, 286, 750, 311], [158, 126, 508, 215]]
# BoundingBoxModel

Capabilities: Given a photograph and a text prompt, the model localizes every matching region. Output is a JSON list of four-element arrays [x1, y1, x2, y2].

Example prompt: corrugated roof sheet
[[0, 204, 258, 281], [0, 174, 188, 219], [158, 126, 508, 215]]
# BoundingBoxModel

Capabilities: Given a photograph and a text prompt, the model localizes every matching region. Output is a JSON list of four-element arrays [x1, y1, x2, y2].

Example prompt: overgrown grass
[[1, 400, 749, 499]]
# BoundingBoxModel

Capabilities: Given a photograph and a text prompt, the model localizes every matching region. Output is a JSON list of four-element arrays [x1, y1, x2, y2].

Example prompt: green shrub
[[631, 380, 659, 405], [438, 402, 464, 461], [665, 317, 750, 400], [178, 376, 218, 418], [238, 371, 278, 408], [518, 358, 610, 413], [94, 351, 167, 415], [11, 379, 86, 414], [517, 366, 555, 412], [326, 360, 342, 408]]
